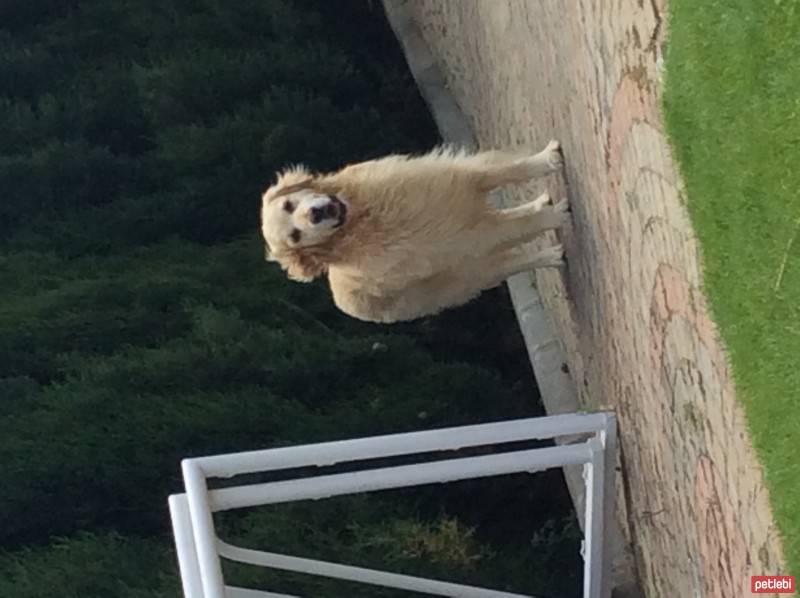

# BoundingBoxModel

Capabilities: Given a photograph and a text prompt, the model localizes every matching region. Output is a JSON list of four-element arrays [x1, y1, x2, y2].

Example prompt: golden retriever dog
[[260, 140, 569, 323]]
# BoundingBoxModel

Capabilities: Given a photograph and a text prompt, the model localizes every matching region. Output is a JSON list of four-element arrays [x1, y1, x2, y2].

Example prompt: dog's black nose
[[309, 206, 325, 224]]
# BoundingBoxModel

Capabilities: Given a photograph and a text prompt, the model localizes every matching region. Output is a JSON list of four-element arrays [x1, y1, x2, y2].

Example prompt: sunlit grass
[[663, 0, 800, 575]]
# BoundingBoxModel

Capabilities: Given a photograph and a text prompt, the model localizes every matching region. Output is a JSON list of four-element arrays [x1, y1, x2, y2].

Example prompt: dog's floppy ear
[[272, 179, 313, 200], [263, 244, 278, 262], [263, 177, 314, 203], [285, 250, 326, 282]]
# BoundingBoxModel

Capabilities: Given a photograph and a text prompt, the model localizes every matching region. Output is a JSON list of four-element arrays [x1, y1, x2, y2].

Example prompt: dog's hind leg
[[471, 245, 565, 284], [388, 247, 564, 320], [502, 191, 557, 215], [332, 246, 565, 323], [390, 247, 564, 321], [335, 272, 484, 323]]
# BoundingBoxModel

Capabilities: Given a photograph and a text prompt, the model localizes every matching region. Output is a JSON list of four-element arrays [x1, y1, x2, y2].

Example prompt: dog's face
[[261, 177, 348, 281]]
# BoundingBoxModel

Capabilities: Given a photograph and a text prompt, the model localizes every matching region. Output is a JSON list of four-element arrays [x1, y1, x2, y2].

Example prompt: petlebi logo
[[751, 575, 795, 594]]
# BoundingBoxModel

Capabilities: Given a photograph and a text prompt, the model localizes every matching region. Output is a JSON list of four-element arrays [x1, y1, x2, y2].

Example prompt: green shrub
[[0, 0, 580, 594], [0, 0, 436, 248], [0, 533, 179, 598]]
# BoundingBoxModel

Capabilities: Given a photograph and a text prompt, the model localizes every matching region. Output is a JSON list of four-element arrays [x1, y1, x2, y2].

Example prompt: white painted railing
[[168, 412, 617, 598]]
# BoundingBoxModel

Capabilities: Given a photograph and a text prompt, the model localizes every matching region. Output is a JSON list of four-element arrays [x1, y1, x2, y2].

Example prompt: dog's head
[[260, 168, 349, 282]]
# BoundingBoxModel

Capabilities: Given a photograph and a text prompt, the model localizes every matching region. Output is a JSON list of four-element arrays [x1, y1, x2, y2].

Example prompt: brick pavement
[[400, 2, 786, 596]]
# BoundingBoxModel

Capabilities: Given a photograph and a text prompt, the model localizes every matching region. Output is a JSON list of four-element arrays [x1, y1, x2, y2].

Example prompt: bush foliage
[[0, 1, 581, 596]]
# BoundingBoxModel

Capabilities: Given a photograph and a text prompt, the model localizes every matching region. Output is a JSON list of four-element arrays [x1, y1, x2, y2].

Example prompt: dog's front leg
[[470, 194, 569, 256], [475, 140, 563, 191]]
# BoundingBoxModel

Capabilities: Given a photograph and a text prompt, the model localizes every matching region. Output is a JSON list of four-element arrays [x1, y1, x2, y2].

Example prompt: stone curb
[[382, 2, 641, 596]]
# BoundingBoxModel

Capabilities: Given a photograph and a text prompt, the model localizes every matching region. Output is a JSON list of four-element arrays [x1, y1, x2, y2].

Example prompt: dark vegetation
[[0, 1, 581, 595]]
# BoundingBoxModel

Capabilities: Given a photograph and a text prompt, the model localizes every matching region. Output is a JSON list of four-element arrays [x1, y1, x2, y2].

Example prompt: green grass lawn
[[663, 0, 800, 576]]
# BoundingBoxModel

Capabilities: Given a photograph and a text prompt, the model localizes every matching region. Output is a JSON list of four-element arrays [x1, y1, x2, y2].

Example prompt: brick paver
[[404, 1, 785, 596]]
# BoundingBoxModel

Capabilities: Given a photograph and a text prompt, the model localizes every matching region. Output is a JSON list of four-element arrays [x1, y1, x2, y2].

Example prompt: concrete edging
[[382, 2, 640, 596]]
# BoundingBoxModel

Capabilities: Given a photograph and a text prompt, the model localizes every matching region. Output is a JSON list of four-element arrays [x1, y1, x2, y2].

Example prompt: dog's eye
[[283, 200, 295, 213], [289, 228, 301, 243]]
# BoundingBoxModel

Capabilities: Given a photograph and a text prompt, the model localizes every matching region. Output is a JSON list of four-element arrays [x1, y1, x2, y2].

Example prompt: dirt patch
[[402, 1, 785, 595]]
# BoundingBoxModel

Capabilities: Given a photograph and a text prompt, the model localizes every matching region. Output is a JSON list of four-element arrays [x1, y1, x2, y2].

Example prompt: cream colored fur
[[260, 140, 569, 323]]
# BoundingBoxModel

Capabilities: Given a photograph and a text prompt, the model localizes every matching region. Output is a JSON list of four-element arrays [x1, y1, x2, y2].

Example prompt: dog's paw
[[545, 139, 561, 152], [538, 199, 570, 229], [535, 243, 566, 268], [543, 139, 564, 171], [524, 140, 564, 178], [553, 197, 570, 214], [531, 192, 553, 211]]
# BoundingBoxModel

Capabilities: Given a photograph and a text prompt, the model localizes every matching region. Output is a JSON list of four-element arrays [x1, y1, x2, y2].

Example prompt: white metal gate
[[168, 412, 617, 598]]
